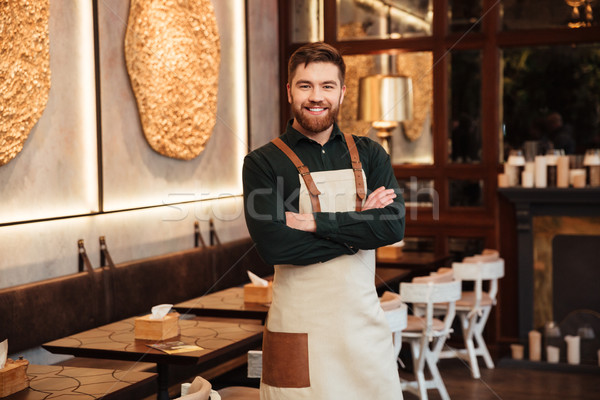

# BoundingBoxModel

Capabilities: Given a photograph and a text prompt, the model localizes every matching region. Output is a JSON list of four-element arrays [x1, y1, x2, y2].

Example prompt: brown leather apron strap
[[343, 133, 365, 211], [272, 137, 322, 212]]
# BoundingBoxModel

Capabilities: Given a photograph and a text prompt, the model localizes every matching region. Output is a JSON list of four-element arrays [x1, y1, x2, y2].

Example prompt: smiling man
[[243, 42, 405, 399]]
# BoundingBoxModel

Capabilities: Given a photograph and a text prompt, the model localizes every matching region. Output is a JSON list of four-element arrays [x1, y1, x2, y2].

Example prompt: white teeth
[[308, 107, 324, 112]]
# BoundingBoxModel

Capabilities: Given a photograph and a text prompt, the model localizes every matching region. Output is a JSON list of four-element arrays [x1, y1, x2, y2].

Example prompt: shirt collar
[[284, 119, 344, 147]]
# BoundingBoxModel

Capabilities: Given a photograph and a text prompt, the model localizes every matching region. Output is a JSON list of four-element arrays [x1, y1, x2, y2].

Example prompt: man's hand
[[285, 211, 316, 232], [362, 186, 397, 211]]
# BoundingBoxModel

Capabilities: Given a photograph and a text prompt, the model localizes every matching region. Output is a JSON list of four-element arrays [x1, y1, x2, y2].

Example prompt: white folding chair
[[380, 291, 408, 360], [437, 257, 505, 379], [400, 280, 461, 400]]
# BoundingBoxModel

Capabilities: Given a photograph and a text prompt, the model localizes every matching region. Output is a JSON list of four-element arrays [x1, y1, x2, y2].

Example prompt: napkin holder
[[134, 312, 180, 341], [0, 358, 29, 397], [377, 245, 403, 260], [243, 281, 272, 303]]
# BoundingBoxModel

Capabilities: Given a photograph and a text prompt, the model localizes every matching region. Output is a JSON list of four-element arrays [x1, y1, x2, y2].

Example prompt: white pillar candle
[[564, 335, 580, 365], [505, 164, 519, 187], [510, 343, 524, 360], [529, 330, 542, 361], [525, 161, 535, 174], [590, 166, 600, 187], [572, 169, 586, 188], [522, 171, 534, 188], [181, 382, 191, 396], [557, 156, 570, 188], [546, 345, 560, 363], [535, 155, 547, 188]]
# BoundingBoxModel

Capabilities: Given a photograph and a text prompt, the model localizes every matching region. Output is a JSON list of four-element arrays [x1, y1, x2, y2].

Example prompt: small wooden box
[[243, 282, 272, 303], [0, 358, 29, 397], [134, 312, 180, 341], [377, 245, 404, 260]]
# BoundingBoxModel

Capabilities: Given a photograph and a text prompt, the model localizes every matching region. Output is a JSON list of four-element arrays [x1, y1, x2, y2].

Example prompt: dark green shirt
[[243, 121, 405, 266]]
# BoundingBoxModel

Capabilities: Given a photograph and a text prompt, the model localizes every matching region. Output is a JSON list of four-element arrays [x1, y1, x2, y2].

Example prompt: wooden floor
[[399, 358, 600, 400], [153, 357, 600, 399]]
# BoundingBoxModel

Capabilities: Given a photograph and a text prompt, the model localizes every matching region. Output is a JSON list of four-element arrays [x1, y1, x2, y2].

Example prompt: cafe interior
[[1, 0, 599, 399]]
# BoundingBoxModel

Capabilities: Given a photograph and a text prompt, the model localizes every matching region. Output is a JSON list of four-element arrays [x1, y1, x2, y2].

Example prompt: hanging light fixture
[[357, 74, 413, 156]]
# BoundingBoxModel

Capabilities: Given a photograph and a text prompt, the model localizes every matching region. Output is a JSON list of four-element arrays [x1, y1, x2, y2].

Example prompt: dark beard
[[291, 101, 339, 134]]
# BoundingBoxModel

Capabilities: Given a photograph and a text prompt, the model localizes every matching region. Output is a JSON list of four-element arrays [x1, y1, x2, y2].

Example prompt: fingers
[[362, 186, 397, 211], [285, 211, 316, 232]]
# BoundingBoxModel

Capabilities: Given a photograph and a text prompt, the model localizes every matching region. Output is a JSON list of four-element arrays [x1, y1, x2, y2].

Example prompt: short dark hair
[[288, 42, 346, 86]]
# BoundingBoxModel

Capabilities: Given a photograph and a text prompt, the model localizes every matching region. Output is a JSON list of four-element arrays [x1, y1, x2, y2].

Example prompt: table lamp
[[358, 74, 413, 156]]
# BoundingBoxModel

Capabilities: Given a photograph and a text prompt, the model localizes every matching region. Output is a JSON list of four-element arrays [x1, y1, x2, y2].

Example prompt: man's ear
[[340, 85, 347, 105], [286, 83, 292, 104]]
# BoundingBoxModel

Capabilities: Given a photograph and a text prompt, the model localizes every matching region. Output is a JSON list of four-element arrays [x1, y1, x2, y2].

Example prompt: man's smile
[[305, 105, 328, 115]]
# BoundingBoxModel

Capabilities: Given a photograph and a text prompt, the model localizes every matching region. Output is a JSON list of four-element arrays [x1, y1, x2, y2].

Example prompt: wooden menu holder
[[243, 281, 273, 303], [377, 245, 403, 260], [0, 358, 29, 397], [134, 312, 180, 341]]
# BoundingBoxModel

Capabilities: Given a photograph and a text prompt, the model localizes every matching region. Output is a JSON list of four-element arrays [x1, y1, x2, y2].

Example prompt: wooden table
[[5, 364, 156, 400], [173, 267, 411, 320], [377, 251, 452, 274], [374, 267, 411, 294], [42, 318, 262, 400]]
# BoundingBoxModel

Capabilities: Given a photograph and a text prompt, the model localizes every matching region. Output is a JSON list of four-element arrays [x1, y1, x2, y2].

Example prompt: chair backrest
[[400, 280, 462, 304], [400, 280, 462, 338], [453, 259, 504, 281], [463, 249, 500, 264], [411, 267, 454, 284], [380, 291, 403, 311], [452, 258, 505, 306], [380, 291, 408, 332]]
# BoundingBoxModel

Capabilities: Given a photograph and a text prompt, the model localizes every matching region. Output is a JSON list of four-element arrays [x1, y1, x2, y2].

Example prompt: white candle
[[522, 171, 534, 188], [535, 155, 547, 188], [529, 330, 542, 361], [572, 169, 586, 188], [181, 382, 191, 396], [525, 161, 535, 174], [505, 165, 519, 187], [557, 156, 570, 188], [546, 345, 560, 363], [510, 344, 524, 360], [564, 335, 580, 365]]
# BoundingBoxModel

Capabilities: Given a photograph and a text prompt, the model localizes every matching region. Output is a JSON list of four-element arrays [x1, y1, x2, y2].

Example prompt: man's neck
[[291, 120, 333, 146]]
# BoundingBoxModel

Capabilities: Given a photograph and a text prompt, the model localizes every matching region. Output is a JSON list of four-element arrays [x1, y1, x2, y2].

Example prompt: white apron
[[260, 168, 403, 400]]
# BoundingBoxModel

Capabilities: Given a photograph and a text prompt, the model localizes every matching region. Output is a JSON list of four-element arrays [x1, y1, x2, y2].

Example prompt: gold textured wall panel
[[0, 0, 51, 166], [124, 0, 220, 160], [532, 216, 600, 328]]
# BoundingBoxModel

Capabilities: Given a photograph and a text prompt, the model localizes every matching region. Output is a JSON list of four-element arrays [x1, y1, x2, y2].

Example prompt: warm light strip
[[310, 0, 323, 42], [79, 1, 99, 212], [230, 0, 248, 194]]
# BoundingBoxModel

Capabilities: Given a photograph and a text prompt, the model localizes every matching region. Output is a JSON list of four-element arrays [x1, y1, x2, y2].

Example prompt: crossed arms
[[242, 145, 405, 266]]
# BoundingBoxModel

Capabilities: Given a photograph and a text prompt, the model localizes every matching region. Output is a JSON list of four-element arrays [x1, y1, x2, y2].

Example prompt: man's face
[[287, 62, 346, 137]]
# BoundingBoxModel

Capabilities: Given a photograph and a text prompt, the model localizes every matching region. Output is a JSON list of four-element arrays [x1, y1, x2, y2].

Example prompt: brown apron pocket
[[262, 329, 310, 388]]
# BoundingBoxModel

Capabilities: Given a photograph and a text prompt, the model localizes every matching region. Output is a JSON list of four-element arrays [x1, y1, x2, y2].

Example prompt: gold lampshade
[[358, 74, 413, 123], [357, 74, 413, 155]]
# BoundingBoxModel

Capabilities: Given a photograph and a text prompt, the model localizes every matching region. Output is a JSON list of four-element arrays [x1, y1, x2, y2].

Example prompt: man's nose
[[308, 87, 324, 102]]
